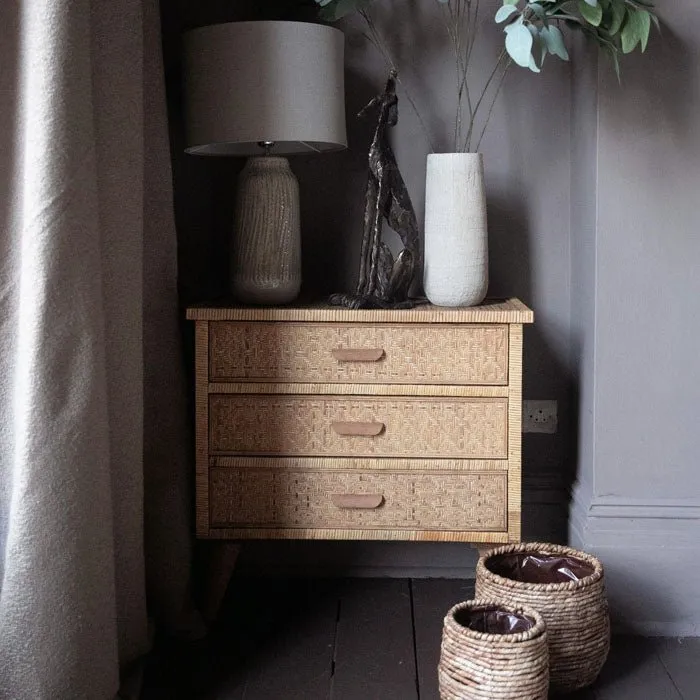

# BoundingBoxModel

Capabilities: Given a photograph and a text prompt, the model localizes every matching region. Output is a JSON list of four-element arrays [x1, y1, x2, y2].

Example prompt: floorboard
[[593, 636, 683, 700], [655, 637, 700, 700], [240, 579, 337, 700], [553, 687, 598, 700], [141, 634, 236, 700], [202, 575, 277, 700], [331, 579, 418, 700], [140, 579, 700, 700], [411, 578, 475, 700]]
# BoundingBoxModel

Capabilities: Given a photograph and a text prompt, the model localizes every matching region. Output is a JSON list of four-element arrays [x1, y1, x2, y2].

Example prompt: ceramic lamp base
[[231, 156, 301, 305]]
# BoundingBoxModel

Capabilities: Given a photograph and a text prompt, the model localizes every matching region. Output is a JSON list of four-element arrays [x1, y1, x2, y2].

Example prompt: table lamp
[[183, 21, 347, 305]]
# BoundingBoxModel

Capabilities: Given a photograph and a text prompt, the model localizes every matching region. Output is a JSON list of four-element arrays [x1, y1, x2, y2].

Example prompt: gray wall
[[164, 0, 574, 577], [570, 3, 700, 634], [159, 0, 700, 632], [164, 2, 700, 615]]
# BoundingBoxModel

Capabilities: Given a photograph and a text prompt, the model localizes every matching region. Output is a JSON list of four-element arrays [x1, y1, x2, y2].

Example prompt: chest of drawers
[[186, 299, 533, 544]]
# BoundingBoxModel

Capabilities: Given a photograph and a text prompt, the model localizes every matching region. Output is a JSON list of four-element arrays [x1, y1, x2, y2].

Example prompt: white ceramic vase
[[423, 153, 489, 307]]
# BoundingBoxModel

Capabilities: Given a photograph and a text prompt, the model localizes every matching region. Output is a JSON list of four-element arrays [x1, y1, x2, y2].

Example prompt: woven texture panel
[[209, 322, 508, 385], [186, 298, 534, 323], [209, 395, 508, 459], [210, 468, 507, 531]]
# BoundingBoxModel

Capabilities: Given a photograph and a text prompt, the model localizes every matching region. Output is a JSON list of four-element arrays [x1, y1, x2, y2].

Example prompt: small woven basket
[[476, 542, 610, 694], [438, 599, 549, 700]]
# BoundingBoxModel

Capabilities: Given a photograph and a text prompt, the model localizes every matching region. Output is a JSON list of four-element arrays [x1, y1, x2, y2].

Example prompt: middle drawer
[[209, 395, 509, 459]]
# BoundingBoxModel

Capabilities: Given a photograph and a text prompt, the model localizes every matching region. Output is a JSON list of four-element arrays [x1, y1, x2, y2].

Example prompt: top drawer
[[209, 322, 509, 385]]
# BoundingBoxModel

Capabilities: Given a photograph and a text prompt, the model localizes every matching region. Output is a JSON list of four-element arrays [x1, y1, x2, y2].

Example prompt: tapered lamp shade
[[183, 21, 347, 155]]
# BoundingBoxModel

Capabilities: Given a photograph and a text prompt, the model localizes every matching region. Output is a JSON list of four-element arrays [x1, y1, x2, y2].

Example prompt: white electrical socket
[[522, 400, 558, 434]]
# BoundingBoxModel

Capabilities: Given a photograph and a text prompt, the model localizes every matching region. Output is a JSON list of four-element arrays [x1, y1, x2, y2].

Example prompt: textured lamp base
[[232, 156, 301, 305]]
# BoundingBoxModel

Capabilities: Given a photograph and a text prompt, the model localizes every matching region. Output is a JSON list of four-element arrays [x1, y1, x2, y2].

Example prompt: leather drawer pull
[[331, 421, 385, 437], [331, 494, 384, 510], [332, 348, 385, 363]]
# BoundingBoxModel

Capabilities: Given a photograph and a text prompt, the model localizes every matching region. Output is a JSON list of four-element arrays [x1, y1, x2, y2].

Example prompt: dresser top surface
[[186, 298, 533, 324]]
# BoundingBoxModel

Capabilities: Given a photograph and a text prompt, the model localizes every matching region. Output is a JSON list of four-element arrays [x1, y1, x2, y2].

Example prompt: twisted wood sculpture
[[330, 71, 423, 309]]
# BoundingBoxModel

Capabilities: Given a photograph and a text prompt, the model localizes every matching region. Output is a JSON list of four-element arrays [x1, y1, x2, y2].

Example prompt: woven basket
[[438, 599, 549, 700], [476, 543, 610, 694]]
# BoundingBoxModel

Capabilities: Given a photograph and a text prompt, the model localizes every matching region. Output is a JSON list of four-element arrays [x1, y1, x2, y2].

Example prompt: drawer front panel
[[209, 395, 508, 459], [209, 322, 508, 385], [210, 468, 508, 532]]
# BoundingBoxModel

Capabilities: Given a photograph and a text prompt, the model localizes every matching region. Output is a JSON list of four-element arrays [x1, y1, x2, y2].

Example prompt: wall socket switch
[[522, 400, 558, 434]]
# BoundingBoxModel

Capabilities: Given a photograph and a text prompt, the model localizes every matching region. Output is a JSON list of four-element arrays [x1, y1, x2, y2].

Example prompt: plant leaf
[[638, 9, 651, 51], [526, 24, 543, 71], [608, 45, 622, 82], [541, 24, 569, 60], [505, 23, 535, 67], [621, 7, 651, 53], [496, 4, 519, 22], [621, 15, 638, 52], [608, 1, 626, 35], [579, 0, 603, 26], [538, 26, 549, 64], [528, 2, 547, 20]]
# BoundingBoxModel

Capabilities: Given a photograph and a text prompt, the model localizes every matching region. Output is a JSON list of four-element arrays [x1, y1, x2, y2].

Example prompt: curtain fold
[[0, 0, 189, 696]]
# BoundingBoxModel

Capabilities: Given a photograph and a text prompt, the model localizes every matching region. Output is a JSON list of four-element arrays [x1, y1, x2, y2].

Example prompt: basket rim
[[477, 542, 604, 592], [443, 599, 547, 643]]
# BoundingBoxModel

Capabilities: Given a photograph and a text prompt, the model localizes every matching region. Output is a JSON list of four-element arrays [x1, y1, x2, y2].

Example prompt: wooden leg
[[200, 542, 241, 626]]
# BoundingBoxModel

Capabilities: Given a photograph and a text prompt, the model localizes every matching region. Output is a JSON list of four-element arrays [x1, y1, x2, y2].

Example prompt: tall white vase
[[424, 153, 489, 307]]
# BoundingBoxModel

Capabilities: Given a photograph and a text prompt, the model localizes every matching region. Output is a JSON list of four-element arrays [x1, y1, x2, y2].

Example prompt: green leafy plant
[[496, 0, 659, 78], [314, 0, 659, 152]]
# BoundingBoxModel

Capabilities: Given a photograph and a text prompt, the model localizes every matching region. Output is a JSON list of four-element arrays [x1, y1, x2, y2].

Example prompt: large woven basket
[[439, 599, 549, 700], [476, 542, 610, 694]]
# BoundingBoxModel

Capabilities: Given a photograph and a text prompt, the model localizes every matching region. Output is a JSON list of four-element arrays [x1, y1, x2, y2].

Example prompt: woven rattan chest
[[186, 299, 533, 544]]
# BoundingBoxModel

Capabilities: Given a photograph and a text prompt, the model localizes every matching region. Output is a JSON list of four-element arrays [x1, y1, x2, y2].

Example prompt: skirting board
[[570, 489, 700, 637]]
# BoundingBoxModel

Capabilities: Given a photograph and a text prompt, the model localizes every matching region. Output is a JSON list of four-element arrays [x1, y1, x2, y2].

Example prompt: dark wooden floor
[[142, 578, 700, 699]]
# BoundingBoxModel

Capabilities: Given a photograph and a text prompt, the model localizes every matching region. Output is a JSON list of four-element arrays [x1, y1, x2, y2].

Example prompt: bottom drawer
[[210, 468, 507, 532]]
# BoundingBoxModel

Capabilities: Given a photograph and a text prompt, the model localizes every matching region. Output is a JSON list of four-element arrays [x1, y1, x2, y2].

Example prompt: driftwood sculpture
[[330, 71, 422, 309]]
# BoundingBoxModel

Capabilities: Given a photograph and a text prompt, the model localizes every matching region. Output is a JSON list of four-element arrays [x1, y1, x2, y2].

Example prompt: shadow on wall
[[293, 64, 380, 299], [602, 20, 698, 140], [361, 0, 461, 154], [489, 193, 573, 545]]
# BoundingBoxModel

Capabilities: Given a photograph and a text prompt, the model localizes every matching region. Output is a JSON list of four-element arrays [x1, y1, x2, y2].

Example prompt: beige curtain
[[0, 0, 191, 697]]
